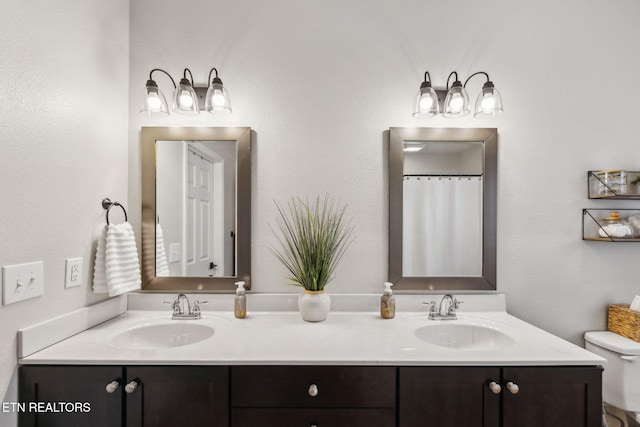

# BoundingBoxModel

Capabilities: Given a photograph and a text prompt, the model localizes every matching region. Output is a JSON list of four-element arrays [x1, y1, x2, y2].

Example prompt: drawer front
[[232, 366, 396, 408], [233, 408, 395, 427]]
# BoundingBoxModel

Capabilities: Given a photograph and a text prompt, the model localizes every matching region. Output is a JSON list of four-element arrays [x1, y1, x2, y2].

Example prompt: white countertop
[[19, 308, 605, 366]]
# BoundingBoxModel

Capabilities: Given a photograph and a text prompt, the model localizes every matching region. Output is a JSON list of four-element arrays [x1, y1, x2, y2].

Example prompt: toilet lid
[[584, 331, 640, 355]]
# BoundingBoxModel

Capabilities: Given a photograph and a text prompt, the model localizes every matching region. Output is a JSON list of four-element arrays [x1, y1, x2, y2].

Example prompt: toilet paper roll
[[630, 295, 640, 312]]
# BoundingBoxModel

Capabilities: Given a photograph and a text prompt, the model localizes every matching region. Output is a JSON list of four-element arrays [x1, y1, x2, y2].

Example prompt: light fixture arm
[[446, 71, 460, 90], [149, 68, 176, 88], [182, 68, 195, 86], [419, 70, 434, 91], [208, 67, 223, 85], [463, 71, 490, 88]]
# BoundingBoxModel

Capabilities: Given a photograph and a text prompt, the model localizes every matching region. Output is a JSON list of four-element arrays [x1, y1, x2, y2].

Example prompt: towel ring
[[102, 198, 128, 225]]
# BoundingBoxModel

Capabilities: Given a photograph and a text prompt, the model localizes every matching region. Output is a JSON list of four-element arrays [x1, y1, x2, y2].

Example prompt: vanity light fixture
[[141, 68, 174, 116], [204, 68, 232, 114], [140, 67, 232, 116], [412, 70, 503, 119], [173, 68, 199, 115]]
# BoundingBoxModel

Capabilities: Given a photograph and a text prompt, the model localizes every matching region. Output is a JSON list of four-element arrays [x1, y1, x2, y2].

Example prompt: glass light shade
[[412, 86, 439, 118], [474, 83, 503, 118], [205, 80, 232, 114], [140, 80, 169, 116], [443, 85, 470, 118], [173, 79, 199, 114]]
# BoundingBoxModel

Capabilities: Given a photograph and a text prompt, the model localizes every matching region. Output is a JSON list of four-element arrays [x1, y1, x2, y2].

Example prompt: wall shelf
[[582, 209, 640, 242], [588, 171, 640, 199]]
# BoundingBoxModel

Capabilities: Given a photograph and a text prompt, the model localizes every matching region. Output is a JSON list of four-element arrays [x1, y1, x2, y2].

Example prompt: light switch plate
[[2, 261, 44, 305], [65, 258, 82, 288], [169, 243, 181, 263]]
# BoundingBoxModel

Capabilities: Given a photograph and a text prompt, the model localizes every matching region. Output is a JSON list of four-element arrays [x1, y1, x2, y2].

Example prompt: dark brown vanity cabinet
[[124, 366, 228, 427], [19, 366, 123, 427], [399, 366, 501, 427], [18, 365, 228, 427], [231, 366, 396, 427], [399, 366, 603, 427], [500, 367, 602, 427], [19, 364, 602, 427]]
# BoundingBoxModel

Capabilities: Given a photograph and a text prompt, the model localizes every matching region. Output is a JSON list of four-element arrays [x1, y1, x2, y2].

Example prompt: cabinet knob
[[488, 381, 501, 394], [308, 384, 318, 397], [125, 380, 139, 394], [506, 381, 519, 394], [105, 381, 119, 394]]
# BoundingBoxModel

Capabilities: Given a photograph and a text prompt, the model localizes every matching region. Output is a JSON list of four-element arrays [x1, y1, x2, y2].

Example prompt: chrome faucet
[[164, 294, 207, 320], [426, 294, 462, 320]]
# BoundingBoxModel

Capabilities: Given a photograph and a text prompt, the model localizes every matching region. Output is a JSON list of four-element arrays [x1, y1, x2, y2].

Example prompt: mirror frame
[[389, 127, 497, 291], [141, 127, 251, 292]]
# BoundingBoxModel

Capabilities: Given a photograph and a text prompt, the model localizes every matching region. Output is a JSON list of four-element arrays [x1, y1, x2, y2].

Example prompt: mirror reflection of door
[[186, 146, 217, 277], [155, 140, 236, 278]]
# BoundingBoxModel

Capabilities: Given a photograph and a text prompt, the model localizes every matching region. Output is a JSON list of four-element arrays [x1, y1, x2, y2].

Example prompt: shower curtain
[[403, 176, 483, 277]]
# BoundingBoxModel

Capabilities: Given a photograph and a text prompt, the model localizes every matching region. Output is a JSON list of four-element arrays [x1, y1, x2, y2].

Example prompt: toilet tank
[[585, 331, 640, 412]]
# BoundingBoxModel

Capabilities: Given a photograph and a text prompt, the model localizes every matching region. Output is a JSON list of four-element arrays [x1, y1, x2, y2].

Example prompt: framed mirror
[[141, 127, 251, 291], [389, 127, 497, 290]]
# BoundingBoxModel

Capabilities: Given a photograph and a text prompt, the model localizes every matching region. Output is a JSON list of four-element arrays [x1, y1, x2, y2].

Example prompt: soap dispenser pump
[[380, 282, 395, 319], [234, 281, 246, 319]]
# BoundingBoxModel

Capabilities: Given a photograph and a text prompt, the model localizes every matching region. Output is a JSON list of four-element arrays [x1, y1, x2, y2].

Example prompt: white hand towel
[[155, 223, 170, 277], [104, 222, 141, 297], [630, 295, 640, 312], [92, 226, 108, 293], [141, 222, 155, 281]]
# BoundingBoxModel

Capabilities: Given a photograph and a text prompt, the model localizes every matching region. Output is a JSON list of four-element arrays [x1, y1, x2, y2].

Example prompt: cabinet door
[[233, 408, 395, 427], [399, 366, 501, 427], [125, 366, 228, 427], [502, 366, 602, 427], [19, 365, 123, 427]]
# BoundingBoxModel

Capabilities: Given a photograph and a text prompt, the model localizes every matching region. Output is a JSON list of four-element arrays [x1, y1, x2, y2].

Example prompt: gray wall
[[0, 0, 130, 422], [129, 0, 640, 346]]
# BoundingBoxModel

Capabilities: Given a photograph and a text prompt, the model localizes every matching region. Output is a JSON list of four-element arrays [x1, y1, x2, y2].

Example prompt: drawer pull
[[105, 381, 119, 394], [125, 380, 139, 394], [488, 381, 501, 394], [506, 381, 519, 394], [308, 384, 318, 397]]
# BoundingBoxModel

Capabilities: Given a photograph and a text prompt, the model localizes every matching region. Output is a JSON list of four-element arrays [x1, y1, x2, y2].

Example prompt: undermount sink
[[111, 322, 215, 350], [414, 322, 515, 350]]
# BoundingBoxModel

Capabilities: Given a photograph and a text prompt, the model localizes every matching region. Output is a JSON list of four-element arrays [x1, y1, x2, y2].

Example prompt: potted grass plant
[[271, 195, 354, 322]]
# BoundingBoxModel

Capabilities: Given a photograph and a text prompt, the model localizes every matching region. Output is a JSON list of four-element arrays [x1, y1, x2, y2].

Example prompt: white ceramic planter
[[298, 290, 331, 322]]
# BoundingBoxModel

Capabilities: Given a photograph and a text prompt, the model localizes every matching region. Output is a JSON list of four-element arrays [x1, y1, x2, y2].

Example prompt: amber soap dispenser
[[380, 282, 395, 319], [234, 281, 246, 319]]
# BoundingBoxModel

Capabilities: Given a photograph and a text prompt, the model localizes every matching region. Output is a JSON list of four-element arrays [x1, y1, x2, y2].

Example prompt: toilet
[[585, 331, 640, 425]]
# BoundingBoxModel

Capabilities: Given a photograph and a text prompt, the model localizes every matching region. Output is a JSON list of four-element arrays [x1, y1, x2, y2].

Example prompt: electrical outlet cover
[[169, 243, 181, 263], [65, 258, 82, 288]]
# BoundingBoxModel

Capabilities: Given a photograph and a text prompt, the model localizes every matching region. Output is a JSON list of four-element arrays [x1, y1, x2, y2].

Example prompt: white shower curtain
[[403, 176, 483, 277]]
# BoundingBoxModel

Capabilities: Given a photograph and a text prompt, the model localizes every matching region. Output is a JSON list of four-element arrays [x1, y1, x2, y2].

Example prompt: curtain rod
[[403, 174, 482, 177]]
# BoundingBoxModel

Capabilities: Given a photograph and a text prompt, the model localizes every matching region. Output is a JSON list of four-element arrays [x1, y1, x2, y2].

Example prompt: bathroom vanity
[[17, 295, 604, 427], [18, 364, 602, 427]]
